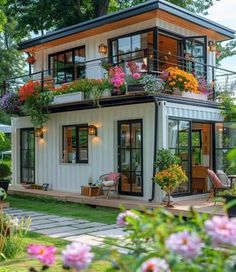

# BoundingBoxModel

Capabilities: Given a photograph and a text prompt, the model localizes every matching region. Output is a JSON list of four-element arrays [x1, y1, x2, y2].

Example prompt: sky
[[207, 0, 236, 71]]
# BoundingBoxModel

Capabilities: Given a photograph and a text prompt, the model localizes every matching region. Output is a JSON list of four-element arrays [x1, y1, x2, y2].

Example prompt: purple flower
[[141, 257, 170, 272], [165, 230, 203, 259], [27, 244, 56, 265], [0, 92, 21, 113], [205, 216, 236, 246], [116, 210, 139, 227], [62, 242, 94, 271]]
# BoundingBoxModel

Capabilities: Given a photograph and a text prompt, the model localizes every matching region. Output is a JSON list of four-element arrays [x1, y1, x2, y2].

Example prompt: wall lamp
[[88, 125, 97, 136], [98, 43, 108, 54], [35, 127, 44, 139], [208, 41, 216, 52]]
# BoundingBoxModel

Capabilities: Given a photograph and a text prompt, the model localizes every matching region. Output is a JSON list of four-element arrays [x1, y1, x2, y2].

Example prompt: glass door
[[20, 128, 35, 184], [184, 36, 207, 77], [168, 119, 191, 194], [118, 120, 143, 196]]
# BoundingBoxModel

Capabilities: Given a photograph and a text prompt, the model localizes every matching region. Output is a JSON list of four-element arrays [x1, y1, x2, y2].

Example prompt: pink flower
[[160, 71, 169, 81], [62, 242, 94, 271], [205, 216, 236, 246], [27, 244, 56, 265], [141, 257, 170, 272], [165, 230, 203, 259], [132, 73, 141, 80], [111, 78, 125, 88], [116, 210, 139, 227]]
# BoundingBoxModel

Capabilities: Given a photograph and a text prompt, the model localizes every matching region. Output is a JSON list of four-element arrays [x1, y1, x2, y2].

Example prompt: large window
[[110, 29, 154, 72], [62, 125, 88, 163], [49, 46, 86, 84]]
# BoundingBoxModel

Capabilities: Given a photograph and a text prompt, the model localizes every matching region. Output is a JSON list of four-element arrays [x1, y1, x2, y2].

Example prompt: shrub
[[0, 164, 11, 179], [155, 149, 180, 171]]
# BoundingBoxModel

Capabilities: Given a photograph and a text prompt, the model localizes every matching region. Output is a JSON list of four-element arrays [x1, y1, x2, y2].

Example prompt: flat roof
[[19, 0, 235, 50]]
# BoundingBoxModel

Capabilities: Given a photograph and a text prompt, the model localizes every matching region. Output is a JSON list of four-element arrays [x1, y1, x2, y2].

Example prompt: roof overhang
[[18, 0, 235, 51]]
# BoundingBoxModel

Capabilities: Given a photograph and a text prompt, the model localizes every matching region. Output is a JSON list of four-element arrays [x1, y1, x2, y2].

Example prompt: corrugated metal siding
[[12, 103, 155, 201]]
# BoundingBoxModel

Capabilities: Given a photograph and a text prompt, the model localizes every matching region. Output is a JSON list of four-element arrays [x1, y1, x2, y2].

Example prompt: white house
[[10, 0, 236, 202]]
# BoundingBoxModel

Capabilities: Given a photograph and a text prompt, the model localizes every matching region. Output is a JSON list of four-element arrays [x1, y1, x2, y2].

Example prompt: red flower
[[18, 81, 41, 101], [26, 56, 36, 64]]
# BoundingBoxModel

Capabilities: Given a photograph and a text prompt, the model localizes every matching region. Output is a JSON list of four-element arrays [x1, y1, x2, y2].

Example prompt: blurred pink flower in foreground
[[205, 216, 236, 246], [165, 230, 203, 259], [141, 257, 170, 272], [27, 244, 56, 265], [116, 210, 139, 227], [62, 242, 94, 271]]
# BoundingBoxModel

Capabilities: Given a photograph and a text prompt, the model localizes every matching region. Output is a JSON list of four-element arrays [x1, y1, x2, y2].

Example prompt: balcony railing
[[2, 49, 236, 101]]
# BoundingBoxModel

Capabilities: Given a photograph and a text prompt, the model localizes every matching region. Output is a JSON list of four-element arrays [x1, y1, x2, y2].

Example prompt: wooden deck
[[8, 185, 225, 217]]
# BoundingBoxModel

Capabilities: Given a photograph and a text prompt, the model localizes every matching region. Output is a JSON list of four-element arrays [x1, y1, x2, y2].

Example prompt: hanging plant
[[18, 81, 53, 127], [26, 48, 36, 64], [0, 92, 22, 114]]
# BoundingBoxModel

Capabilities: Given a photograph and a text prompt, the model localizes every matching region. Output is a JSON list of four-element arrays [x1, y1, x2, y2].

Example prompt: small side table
[[81, 186, 99, 197], [227, 175, 236, 187]]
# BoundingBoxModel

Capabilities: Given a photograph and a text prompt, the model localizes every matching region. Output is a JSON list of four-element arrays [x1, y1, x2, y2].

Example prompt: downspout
[[149, 96, 159, 202]]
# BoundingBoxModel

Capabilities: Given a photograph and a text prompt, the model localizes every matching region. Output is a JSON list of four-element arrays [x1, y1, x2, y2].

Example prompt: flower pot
[[111, 88, 125, 96], [53, 92, 84, 104], [225, 196, 236, 217], [0, 180, 9, 198], [162, 194, 175, 208], [181, 92, 208, 100], [127, 84, 144, 93]]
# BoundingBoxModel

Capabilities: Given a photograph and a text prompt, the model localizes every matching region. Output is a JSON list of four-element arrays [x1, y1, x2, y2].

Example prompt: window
[[49, 46, 86, 84], [62, 125, 88, 163]]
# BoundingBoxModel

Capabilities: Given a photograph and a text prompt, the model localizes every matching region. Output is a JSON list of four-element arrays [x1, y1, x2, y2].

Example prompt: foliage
[[110, 208, 236, 272], [18, 81, 53, 127], [219, 184, 236, 197], [0, 164, 11, 179], [154, 164, 188, 194], [155, 149, 180, 171], [161, 67, 199, 93], [0, 211, 30, 261], [0, 92, 21, 114], [219, 92, 236, 121], [139, 74, 164, 93]]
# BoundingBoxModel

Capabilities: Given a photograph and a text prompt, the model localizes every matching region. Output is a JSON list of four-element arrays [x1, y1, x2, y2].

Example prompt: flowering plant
[[154, 164, 188, 206], [113, 208, 236, 272], [0, 92, 21, 114], [26, 48, 36, 64], [161, 67, 198, 93], [197, 76, 213, 96], [109, 65, 126, 94], [139, 74, 164, 93]]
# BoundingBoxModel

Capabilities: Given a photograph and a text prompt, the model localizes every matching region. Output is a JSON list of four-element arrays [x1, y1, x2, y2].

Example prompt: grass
[[7, 194, 119, 225], [0, 232, 111, 272]]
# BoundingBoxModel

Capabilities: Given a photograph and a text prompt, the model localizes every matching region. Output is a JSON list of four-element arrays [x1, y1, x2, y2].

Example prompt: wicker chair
[[207, 169, 230, 201], [96, 172, 120, 199]]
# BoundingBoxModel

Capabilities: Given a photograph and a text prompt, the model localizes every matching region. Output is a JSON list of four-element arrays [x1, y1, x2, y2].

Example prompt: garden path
[[4, 208, 125, 247]]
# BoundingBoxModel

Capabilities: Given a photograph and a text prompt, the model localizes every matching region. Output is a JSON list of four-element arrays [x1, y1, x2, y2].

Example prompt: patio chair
[[207, 169, 230, 202], [216, 170, 231, 187], [96, 172, 120, 199]]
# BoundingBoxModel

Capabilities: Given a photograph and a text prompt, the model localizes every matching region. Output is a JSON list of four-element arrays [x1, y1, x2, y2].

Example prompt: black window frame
[[62, 124, 89, 164], [48, 45, 86, 84]]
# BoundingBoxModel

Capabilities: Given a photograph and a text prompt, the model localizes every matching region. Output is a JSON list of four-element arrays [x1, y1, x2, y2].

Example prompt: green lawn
[[0, 232, 111, 272], [8, 195, 119, 225]]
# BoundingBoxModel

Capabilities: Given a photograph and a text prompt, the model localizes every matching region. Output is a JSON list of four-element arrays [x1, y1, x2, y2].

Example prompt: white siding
[[12, 103, 155, 201]]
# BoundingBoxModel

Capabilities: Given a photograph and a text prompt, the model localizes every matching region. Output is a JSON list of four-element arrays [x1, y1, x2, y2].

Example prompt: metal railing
[[2, 48, 236, 101]]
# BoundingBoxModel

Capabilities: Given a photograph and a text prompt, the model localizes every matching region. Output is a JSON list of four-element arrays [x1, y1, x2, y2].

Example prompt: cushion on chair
[[216, 170, 230, 187], [102, 180, 115, 186], [207, 169, 225, 188], [107, 172, 120, 181]]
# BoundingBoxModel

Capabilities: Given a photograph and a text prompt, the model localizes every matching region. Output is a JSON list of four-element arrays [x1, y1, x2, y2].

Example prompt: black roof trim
[[19, 0, 235, 50], [48, 94, 220, 114]]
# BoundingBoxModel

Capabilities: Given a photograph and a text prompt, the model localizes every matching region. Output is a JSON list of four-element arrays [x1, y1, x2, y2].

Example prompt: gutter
[[149, 96, 159, 202]]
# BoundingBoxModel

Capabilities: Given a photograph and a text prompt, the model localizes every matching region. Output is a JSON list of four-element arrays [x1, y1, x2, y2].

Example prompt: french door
[[118, 120, 143, 196], [20, 128, 35, 184]]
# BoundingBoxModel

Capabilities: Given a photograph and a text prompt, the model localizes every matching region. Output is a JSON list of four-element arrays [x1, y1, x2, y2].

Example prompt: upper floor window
[[49, 46, 86, 84], [62, 125, 88, 164]]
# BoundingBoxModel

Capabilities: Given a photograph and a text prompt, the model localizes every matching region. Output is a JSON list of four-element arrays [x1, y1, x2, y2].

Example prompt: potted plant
[[139, 74, 164, 93], [219, 184, 236, 217], [0, 163, 11, 194], [154, 149, 187, 207]]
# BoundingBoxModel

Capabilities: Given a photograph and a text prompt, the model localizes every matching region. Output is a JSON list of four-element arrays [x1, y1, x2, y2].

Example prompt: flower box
[[127, 84, 144, 93], [181, 92, 208, 101], [53, 92, 84, 104]]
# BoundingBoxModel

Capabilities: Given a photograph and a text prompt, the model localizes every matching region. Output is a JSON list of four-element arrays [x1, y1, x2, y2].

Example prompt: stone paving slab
[[70, 222, 105, 229], [90, 228, 126, 238], [65, 234, 104, 246], [30, 219, 57, 226], [30, 221, 79, 230], [37, 226, 79, 235]]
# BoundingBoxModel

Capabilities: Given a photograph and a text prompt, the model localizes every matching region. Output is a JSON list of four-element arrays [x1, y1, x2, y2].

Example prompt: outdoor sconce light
[[88, 125, 97, 136], [208, 41, 216, 52], [35, 127, 44, 139], [98, 43, 108, 54]]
